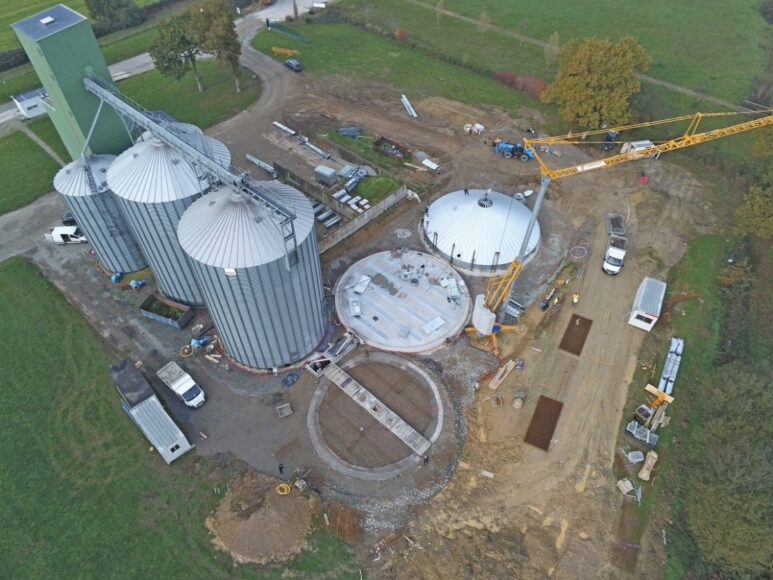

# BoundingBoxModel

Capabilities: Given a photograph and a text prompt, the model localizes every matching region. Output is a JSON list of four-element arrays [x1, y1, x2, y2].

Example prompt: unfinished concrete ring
[[307, 351, 444, 481]]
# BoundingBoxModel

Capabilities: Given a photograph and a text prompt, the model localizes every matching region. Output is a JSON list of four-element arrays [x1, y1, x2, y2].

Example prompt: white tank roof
[[54, 155, 115, 197], [424, 189, 540, 269], [107, 137, 203, 204], [178, 182, 314, 269]]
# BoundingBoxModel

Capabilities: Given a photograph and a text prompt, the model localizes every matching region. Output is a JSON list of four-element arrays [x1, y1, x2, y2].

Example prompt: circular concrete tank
[[177, 182, 326, 369], [423, 188, 541, 274], [54, 155, 147, 273]]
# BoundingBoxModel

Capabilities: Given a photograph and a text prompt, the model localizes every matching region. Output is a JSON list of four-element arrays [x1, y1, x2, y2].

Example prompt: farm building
[[628, 277, 667, 332], [11, 87, 47, 119], [109, 359, 193, 464]]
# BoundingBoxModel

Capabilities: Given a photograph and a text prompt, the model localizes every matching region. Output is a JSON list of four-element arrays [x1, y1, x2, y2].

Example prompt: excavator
[[468, 109, 773, 354]]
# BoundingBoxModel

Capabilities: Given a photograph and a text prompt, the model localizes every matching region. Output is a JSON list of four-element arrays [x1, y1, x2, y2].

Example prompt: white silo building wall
[[53, 155, 147, 273], [178, 183, 326, 369]]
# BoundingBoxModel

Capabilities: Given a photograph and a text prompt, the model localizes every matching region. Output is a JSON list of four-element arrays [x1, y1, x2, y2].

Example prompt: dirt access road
[[203, 32, 719, 574]]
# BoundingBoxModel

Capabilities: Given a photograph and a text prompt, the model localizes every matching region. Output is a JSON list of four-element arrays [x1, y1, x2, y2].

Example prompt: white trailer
[[157, 361, 206, 408]]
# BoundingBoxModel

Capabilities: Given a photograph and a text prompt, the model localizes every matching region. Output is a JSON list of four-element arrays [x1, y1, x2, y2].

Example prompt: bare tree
[[477, 10, 491, 44], [544, 31, 559, 69], [436, 0, 444, 27]]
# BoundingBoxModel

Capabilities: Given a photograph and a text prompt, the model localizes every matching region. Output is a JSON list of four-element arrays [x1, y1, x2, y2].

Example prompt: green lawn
[[119, 60, 260, 129], [0, 257, 359, 578], [0, 131, 60, 214], [252, 25, 547, 116], [0, 0, 196, 102], [0, 0, 159, 52], [26, 116, 69, 161], [325, 130, 407, 171], [356, 175, 401, 203], [338, 0, 769, 103]]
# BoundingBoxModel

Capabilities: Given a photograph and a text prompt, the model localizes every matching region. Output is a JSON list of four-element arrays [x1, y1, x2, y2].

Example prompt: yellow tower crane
[[469, 109, 773, 353]]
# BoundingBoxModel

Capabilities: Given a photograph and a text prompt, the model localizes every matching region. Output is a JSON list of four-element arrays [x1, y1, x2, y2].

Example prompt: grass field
[[119, 60, 260, 129], [338, 0, 769, 103], [0, 131, 60, 214], [26, 116, 69, 161], [0, 0, 159, 52], [0, 0, 196, 102], [253, 25, 547, 116], [356, 175, 401, 202], [0, 257, 359, 578], [325, 130, 407, 171]]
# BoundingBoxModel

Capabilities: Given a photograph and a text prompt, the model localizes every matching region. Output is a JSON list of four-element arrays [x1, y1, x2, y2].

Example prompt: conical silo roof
[[54, 155, 115, 197], [107, 137, 203, 204], [424, 188, 540, 269], [178, 182, 314, 269], [142, 125, 232, 168]]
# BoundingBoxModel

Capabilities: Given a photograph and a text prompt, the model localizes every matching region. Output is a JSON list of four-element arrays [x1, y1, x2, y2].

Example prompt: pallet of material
[[324, 215, 342, 228], [317, 209, 334, 221]]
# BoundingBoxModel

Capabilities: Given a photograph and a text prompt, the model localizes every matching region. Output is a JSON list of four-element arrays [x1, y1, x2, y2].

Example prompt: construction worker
[[572, 293, 580, 305]]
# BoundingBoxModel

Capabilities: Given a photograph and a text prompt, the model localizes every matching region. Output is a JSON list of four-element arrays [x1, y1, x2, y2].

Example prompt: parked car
[[62, 211, 77, 226], [601, 131, 619, 151], [284, 58, 303, 72]]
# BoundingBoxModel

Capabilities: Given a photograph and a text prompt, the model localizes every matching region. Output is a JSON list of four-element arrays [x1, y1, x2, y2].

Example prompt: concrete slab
[[335, 250, 471, 353]]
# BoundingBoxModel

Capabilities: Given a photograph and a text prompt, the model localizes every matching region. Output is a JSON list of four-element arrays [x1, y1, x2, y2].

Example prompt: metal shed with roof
[[54, 154, 147, 273], [108, 359, 192, 464], [628, 276, 667, 332], [422, 188, 541, 274], [107, 136, 205, 305], [177, 182, 326, 369]]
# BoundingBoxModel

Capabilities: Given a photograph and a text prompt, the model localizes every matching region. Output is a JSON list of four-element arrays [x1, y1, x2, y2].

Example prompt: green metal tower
[[12, 4, 132, 160]]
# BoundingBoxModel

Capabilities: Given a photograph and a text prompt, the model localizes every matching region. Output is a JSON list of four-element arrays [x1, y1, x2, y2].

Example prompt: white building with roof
[[11, 87, 47, 118], [629, 277, 667, 332]]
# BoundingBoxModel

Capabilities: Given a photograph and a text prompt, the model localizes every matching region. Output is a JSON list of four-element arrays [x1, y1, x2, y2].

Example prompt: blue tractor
[[494, 140, 535, 161]]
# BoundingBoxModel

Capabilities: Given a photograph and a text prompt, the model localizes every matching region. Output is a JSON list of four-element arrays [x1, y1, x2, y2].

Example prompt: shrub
[[493, 71, 548, 99]]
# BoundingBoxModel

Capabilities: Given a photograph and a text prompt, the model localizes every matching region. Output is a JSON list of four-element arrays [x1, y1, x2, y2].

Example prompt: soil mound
[[206, 471, 316, 565]]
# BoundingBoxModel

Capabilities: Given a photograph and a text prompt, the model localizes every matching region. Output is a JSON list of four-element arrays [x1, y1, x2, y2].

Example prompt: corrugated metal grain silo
[[54, 155, 147, 273], [107, 137, 205, 305], [177, 182, 326, 369]]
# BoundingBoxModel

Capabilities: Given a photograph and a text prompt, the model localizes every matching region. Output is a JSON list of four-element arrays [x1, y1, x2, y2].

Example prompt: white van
[[621, 140, 659, 159]]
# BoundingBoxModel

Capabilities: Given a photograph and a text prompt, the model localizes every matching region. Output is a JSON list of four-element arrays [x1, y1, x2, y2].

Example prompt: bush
[[493, 71, 548, 99], [761, 0, 773, 24], [0, 48, 28, 73]]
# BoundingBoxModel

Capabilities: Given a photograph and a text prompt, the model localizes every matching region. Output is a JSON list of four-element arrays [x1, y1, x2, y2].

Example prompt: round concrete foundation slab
[[308, 352, 445, 481], [334, 250, 471, 353]]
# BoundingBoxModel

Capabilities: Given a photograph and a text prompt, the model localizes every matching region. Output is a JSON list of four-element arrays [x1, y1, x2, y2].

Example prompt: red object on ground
[[639, 174, 649, 185]]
